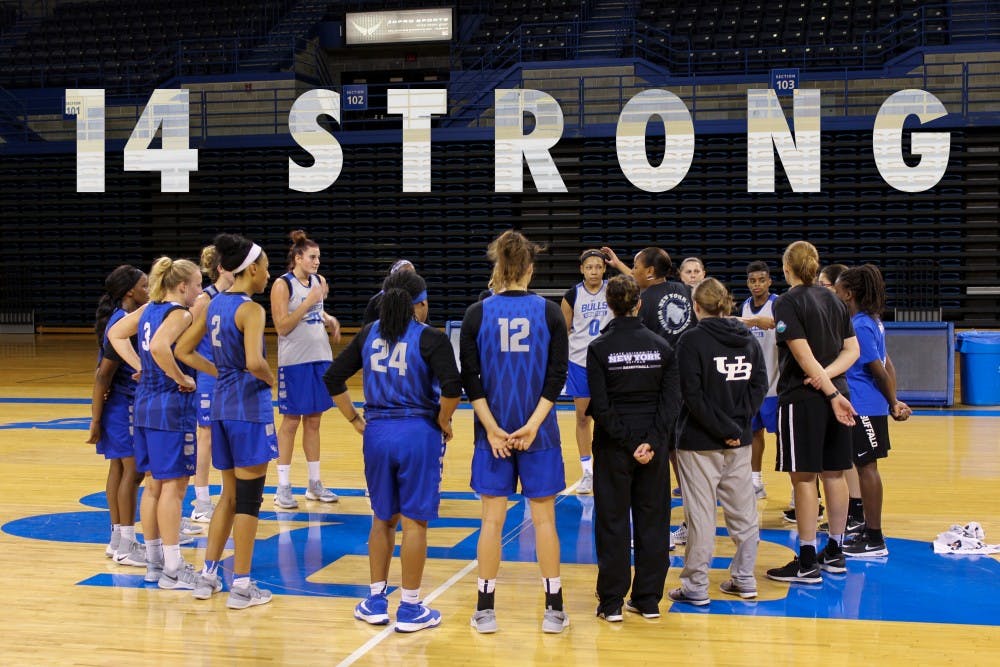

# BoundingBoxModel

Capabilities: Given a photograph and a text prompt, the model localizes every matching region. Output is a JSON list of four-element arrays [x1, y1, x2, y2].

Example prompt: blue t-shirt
[[134, 301, 196, 431], [845, 312, 888, 416], [362, 319, 440, 420], [208, 292, 273, 423]]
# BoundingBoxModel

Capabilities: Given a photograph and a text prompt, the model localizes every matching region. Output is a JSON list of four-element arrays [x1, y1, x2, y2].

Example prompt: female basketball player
[[588, 275, 679, 621], [324, 270, 461, 632], [87, 265, 149, 565], [270, 230, 341, 509], [766, 241, 859, 585], [189, 245, 234, 524], [176, 233, 277, 608], [669, 278, 766, 606], [560, 249, 611, 495], [460, 230, 570, 635], [108, 257, 204, 589], [834, 264, 911, 558]]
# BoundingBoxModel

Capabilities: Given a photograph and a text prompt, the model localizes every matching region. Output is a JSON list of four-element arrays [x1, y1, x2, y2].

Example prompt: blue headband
[[413, 290, 427, 305]]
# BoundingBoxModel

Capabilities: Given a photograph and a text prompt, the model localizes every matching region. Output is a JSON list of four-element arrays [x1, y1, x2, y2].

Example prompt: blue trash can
[[956, 331, 1000, 406]]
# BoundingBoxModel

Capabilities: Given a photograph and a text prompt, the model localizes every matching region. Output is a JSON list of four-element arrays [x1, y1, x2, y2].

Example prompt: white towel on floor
[[933, 522, 1000, 555]]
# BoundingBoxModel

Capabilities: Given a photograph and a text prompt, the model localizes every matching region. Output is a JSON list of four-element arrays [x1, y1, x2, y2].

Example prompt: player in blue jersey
[[270, 230, 342, 508], [188, 245, 234, 524], [460, 230, 570, 635], [108, 256, 204, 589], [176, 233, 277, 608], [324, 270, 461, 632], [833, 264, 911, 558], [560, 249, 611, 495], [87, 264, 149, 565]]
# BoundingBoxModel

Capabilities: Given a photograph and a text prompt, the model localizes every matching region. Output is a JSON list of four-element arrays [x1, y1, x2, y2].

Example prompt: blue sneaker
[[395, 601, 441, 633], [354, 593, 390, 625]]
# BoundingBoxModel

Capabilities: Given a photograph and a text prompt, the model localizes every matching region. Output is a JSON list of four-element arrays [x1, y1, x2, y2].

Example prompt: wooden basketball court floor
[[1, 334, 998, 665]]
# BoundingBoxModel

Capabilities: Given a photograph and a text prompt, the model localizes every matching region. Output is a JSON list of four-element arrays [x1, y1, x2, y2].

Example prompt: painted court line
[[337, 493, 575, 666]]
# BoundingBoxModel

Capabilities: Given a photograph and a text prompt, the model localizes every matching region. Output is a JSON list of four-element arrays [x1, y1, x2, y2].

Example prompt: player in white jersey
[[270, 230, 341, 509], [560, 249, 611, 495], [738, 261, 779, 500]]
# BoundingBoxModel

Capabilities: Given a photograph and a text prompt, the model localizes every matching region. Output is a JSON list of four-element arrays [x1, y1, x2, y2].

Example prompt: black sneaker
[[782, 504, 825, 524], [766, 558, 822, 584], [843, 532, 889, 558], [596, 605, 623, 622], [846, 517, 866, 535], [817, 544, 847, 573], [667, 588, 710, 606], [624, 599, 661, 618]]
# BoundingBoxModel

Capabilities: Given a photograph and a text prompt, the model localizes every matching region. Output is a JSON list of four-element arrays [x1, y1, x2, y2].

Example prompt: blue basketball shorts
[[277, 362, 334, 415], [196, 374, 216, 427], [134, 426, 196, 480], [751, 396, 778, 434], [211, 419, 278, 471], [364, 417, 445, 522], [97, 390, 134, 460], [565, 361, 590, 399], [471, 445, 566, 498]]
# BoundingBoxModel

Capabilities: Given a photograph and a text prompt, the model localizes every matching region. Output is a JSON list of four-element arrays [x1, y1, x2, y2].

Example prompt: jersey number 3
[[498, 317, 530, 352], [371, 339, 408, 376]]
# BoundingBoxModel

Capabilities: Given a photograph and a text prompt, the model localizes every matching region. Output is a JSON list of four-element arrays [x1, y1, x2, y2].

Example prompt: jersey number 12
[[498, 317, 530, 352]]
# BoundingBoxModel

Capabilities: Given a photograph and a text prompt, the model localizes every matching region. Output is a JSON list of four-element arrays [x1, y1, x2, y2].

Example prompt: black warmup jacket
[[674, 317, 768, 451], [586, 317, 681, 454]]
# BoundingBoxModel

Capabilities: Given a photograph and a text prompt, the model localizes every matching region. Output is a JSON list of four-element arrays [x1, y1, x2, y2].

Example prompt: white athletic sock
[[111, 524, 121, 537], [195, 486, 210, 503], [402, 588, 420, 605], [164, 544, 182, 573], [801, 538, 817, 549], [277, 464, 291, 487], [580, 456, 593, 475], [478, 577, 496, 594], [752, 472, 763, 486], [543, 576, 562, 594], [307, 460, 321, 483], [830, 533, 844, 546], [232, 575, 250, 590], [370, 581, 387, 597], [121, 525, 136, 542], [146, 538, 163, 562]]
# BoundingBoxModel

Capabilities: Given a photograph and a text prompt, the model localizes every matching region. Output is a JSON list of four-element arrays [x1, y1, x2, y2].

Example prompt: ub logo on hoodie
[[714, 355, 753, 381]]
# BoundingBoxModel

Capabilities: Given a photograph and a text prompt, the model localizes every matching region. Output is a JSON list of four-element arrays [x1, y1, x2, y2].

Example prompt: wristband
[[825, 390, 841, 401], [349, 413, 362, 424]]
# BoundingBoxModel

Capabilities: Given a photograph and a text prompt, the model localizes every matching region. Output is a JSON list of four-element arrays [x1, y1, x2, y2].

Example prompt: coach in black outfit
[[586, 275, 680, 621]]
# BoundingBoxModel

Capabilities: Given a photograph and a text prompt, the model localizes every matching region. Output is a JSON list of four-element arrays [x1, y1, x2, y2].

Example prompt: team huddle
[[87, 229, 909, 632]]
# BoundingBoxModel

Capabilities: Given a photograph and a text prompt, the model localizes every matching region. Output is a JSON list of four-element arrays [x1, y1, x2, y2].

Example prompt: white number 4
[[371, 339, 408, 375], [498, 317, 530, 352]]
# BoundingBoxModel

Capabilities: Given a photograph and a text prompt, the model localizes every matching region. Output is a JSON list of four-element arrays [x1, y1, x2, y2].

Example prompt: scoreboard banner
[[345, 8, 452, 45]]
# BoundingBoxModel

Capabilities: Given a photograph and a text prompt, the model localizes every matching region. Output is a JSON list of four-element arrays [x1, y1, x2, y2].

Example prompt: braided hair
[[837, 264, 886, 319]]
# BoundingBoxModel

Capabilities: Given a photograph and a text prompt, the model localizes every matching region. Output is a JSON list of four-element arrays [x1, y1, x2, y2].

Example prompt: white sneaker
[[190, 499, 215, 523], [671, 522, 688, 546], [754, 484, 767, 500], [113, 538, 147, 567], [305, 480, 338, 503], [180, 516, 204, 536], [274, 484, 299, 509], [576, 471, 593, 495]]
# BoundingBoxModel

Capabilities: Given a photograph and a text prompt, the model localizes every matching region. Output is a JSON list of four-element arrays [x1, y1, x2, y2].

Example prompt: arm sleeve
[[459, 302, 486, 401], [421, 328, 463, 398], [774, 294, 805, 343], [323, 324, 369, 395], [586, 344, 642, 451], [103, 338, 124, 364], [541, 300, 569, 402], [563, 286, 577, 308], [646, 344, 681, 451], [677, 338, 743, 441], [748, 343, 769, 418]]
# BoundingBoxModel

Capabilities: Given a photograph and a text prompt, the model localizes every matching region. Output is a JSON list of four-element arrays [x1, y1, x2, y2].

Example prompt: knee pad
[[234, 476, 266, 517]]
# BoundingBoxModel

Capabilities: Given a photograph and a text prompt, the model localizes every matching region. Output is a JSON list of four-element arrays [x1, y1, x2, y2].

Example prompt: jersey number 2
[[210, 315, 222, 348]]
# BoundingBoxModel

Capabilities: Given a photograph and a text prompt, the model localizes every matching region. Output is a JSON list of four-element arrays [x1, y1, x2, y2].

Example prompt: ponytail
[[377, 270, 428, 345]]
